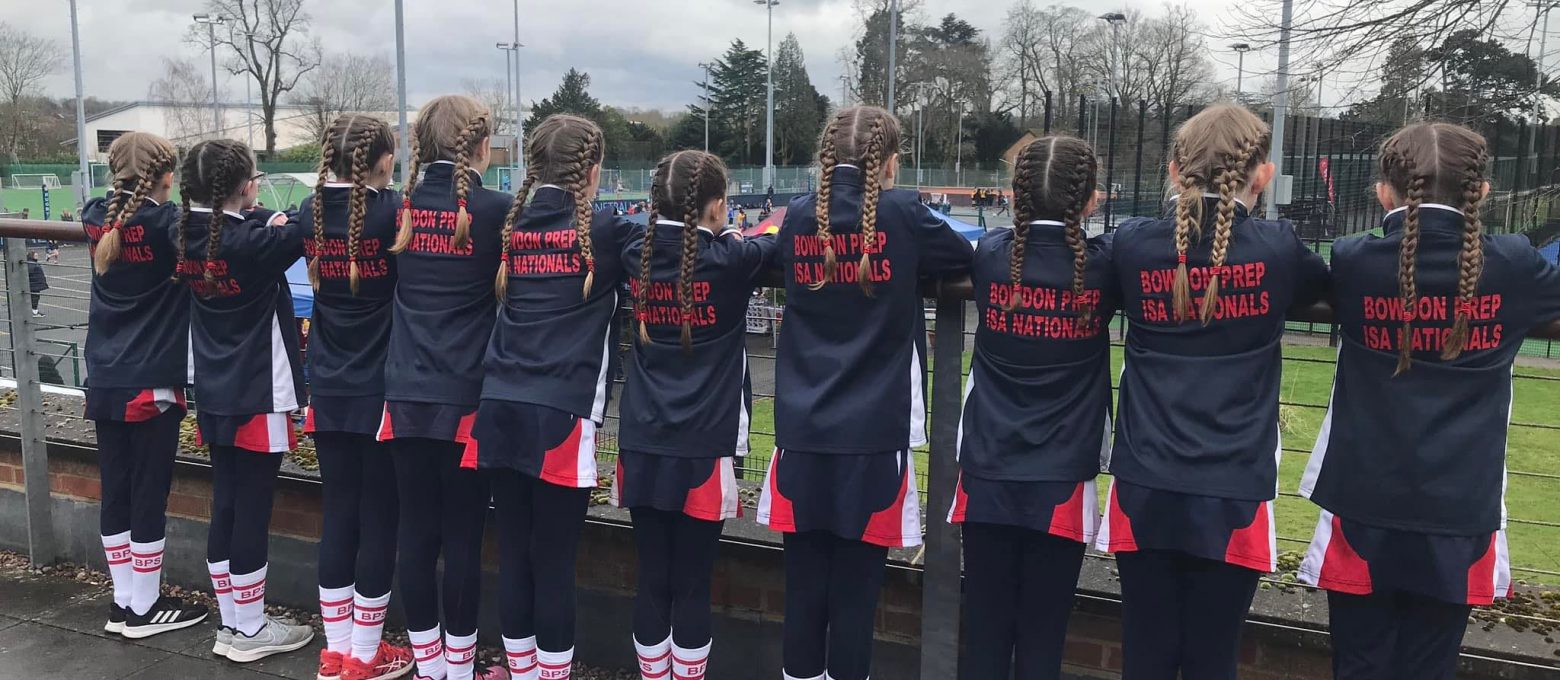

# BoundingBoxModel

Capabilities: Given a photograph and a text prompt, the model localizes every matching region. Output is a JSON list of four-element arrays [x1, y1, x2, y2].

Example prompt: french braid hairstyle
[[1377, 123, 1490, 374], [96, 132, 178, 274], [310, 115, 396, 294], [1167, 104, 1272, 324], [1006, 135, 1099, 329], [392, 95, 491, 254], [637, 150, 729, 351], [176, 139, 256, 296], [494, 113, 605, 300], [812, 105, 902, 295]]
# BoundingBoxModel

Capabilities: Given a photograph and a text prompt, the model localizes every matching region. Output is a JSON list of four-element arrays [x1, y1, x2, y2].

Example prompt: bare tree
[[460, 78, 515, 138], [293, 53, 395, 143], [1080, 9, 1155, 108], [194, 0, 321, 156], [149, 58, 226, 146], [998, 0, 1045, 126], [1033, 5, 1092, 125], [0, 22, 63, 163], [1141, 3, 1214, 111]]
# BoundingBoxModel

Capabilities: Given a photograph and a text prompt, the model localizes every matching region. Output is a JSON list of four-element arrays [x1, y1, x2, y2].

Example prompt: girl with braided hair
[[294, 114, 413, 680], [759, 105, 971, 680], [1096, 103, 1329, 678], [81, 132, 209, 639], [614, 150, 776, 680], [1297, 122, 1560, 679], [379, 94, 511, 680], [949, 135, 1117, 680], [175, 138, 316, 662], [469, 113, 640, 680]]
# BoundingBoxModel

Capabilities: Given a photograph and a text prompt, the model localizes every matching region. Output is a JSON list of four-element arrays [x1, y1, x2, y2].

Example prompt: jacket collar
[[188, 206, 246, 220], [118, 189, 160, 206], [424, 160, 484, 187], [653, 218, 717, 238], [1382, 203, 1466, 235], [830, 164, 864, 188]]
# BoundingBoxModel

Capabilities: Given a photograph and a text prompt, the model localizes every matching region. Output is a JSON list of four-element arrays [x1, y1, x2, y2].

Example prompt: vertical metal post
[[919, 293, 964, 680], [394, 0, 410, 186], [1105, 98, 1118, 231], [763, 0, 775, 192], [702, 63, 713, 154], [886, 0, 898, 112], [207, 22, 221, 134], [1158, 103, 1172, 196], [1076, 95, 1087, 138], [5, 237, 54, 566], [1043, 90, 1053, 134], [1532, 2, 1551, 175], [68, 0, 90, 209], [1267, 0, 1294, 220], [513, 0, 525, 179], [954, 102, 964, 188], [1134, 100, 1146, 218]]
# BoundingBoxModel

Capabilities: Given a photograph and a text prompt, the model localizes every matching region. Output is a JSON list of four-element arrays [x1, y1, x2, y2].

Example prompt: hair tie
[[1177, 253, 1187, 265], [636, 310, 649, 322], [107, 220, 123, 232], [457, 199, 468, 209], [586, 260, 596, 272], [681, 310, 695, 323], [1457, 300, 1475, 318], [204, 261, 219, 273], [401, 198, 411, 210]]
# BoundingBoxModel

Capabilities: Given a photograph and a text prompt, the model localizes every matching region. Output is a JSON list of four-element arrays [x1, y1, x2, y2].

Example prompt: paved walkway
[[0, 568, 323, 679]]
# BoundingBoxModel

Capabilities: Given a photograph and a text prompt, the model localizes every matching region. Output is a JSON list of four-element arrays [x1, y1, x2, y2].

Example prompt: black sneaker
[[103, 603, 125, 634], [121, 596, 209, 639]]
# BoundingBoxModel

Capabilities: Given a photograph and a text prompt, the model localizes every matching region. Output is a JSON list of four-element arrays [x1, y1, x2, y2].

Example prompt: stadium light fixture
[[1232, 43, 1253, 95], [754, 0, 779, 192], [193, 14, 227, 135], [1099, 12, 1127, 103]]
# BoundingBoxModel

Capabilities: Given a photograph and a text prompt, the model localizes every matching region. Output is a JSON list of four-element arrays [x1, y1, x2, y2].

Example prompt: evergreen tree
[[708, 39, 769, 165], [525, 68, 603, 132], [773, 34, 829, 165]]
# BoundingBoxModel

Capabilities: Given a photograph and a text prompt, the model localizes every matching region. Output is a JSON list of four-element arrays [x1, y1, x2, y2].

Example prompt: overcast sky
[[21, 0, 1289, 115]]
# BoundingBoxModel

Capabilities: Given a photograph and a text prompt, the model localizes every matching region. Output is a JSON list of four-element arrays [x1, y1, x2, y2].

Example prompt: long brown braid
[[810, 106, 901, 294], [1007, 136, 1099, 328], [497, 114, 606, 300], [637, 152, 681, 343], [97, 133, 177, 274], [312, 115, 395, 294], [1167, 104, 1271, 325], [308, 129, 337, 289], [177, 139, 256, 295], [392, 95, 491, 254], [637, 150, 728, 351], [1377, 122, 1490, 373], [493, 167, 538, 299]]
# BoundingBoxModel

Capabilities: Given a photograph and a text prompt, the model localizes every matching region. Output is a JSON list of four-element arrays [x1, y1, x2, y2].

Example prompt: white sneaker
[[225, 615, 315, 663], [213, 626, 234, 656]]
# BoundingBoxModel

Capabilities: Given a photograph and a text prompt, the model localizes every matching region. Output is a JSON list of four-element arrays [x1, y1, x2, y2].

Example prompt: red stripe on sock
[[639, 649, 672, 663], [107, 558, 132, 565], [354, 603, 388, 612], [446, 643, 476, 653], [319, 597, 353, 607], [233, 593, 264, 604], [412, 640, 442, 649], [641, 669, 669, 679], [132, 565, 161, 573], [104, 544, 130, 551], [540, 660, 570, 669], [322, 613, 352, 622]]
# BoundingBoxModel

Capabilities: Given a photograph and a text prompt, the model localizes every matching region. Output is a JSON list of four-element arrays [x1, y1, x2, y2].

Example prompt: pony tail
[[856, 114, 887, 297], [93, 179, 128, 275], [450, 117, 484, 251], [1395, 166, 1426, 376], [678, 155, 707, 351], [1442, 149, 1489, 360], [494, 170, 537, 300], [1170, 179, 1198, 323], [392, 136, 421, 254], [637, 210, 658, 345], [573, 135, 602, 299], [346, 131, 371, 296], [810, 118, 841, 291], [1063, 153, 1097, 330], [309, 138, 335, 290], [175, 193, 192, 283], [1005, 144, 1041, 312], [1200, 167, 1239, 324]]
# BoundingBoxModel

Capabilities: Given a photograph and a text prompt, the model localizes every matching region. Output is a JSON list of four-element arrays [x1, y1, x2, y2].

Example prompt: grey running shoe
[[225, 616, 315, 663], [213, 626, 234, 656]]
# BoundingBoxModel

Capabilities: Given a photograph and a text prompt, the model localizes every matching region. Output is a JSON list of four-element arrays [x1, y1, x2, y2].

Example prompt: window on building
[[96, 130, 129, 153]]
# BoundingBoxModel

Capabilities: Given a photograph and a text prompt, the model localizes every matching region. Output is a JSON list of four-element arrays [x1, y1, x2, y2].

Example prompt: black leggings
[[490, 469, 591, 651], [781, 531, 889, 680], [961, 522, 1086, 680], [1327, 590, 1471, 680], [206, 445, 283, 575], [315, 432, 399, 598], [97, 409, 182, 541], [1116, 549, 1261, 680], [392, 438, 490, 636], [630, 508, 723, 647]]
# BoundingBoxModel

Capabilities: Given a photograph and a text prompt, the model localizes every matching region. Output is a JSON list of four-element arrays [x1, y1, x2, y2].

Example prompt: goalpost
[[10, 174, 61, 190]]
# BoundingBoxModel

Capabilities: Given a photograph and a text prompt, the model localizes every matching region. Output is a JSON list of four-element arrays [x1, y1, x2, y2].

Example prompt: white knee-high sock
[[318, 584, 354, 655], [102, 531, 132, 609], [128, 538, 165, 615], [537, 647, 573, 680], [505, 635, 539, 680], [634, 636, 670, 680], [408, 626, 446, 679], [351, 590, 391, 663], [230, 565, 267, 637], [444, 631, 478, 680], [671, 640, 710, 680], [206, 560, 235, 628]]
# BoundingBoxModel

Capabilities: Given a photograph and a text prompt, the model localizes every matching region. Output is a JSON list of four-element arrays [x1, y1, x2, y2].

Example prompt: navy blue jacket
[[774, 166, 974, 454], [1302, 205, 1560, 534], [295, 185, 400, 399], [83, 194, 188, 389], [178, 208, 306, 416], [481, 186, 641, 422], [1110, 199, 1330, 500], [384, 162, 512, 408], [619, 224, 777, 457], [959, 223, 1119, 482]]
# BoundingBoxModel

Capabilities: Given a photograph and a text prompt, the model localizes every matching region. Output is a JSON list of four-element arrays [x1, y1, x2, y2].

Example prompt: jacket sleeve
[[1525, 244, 1560, 326], [1290, 229, 1331, 308], [249, 215, 308, 275], [907, 199, 973, 278], [1089, 231, 1121, 306], [739, 233, 780, 281]]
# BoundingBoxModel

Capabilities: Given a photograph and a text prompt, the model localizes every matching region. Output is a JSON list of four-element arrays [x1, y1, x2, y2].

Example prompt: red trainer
[[473, 665, 509, 680], [317, 649, 345, 680], [340, 642, 415, 680]]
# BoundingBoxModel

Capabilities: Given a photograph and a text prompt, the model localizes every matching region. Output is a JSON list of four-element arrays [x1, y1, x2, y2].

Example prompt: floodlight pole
[[193, 14, 225, 135], [68, 0, 89, 206], [756, 0, 778, 192], [887, 0, 898, 112], [1267, 0, 1293, 220], [513, 0, 525, 178], [395, 0, 410, 185]]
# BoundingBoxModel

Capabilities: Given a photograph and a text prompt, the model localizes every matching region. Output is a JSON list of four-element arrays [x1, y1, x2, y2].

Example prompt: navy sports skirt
[[757, 448, 921, 549]]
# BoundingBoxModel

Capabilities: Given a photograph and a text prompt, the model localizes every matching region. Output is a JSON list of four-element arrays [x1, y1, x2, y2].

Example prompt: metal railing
[[3, 215, 1560, 678]]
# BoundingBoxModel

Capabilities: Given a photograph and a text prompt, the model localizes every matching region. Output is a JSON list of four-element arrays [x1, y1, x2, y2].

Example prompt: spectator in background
[[26, 251, 47, 317], [20, 208, 30, 220], [45, 241, 59, 263], [60, 210, 74, 221], [995, 191, 1009, 216]]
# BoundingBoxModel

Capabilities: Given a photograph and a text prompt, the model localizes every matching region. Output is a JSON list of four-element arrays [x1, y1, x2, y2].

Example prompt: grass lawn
[[715, 341, 1560, 582]]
